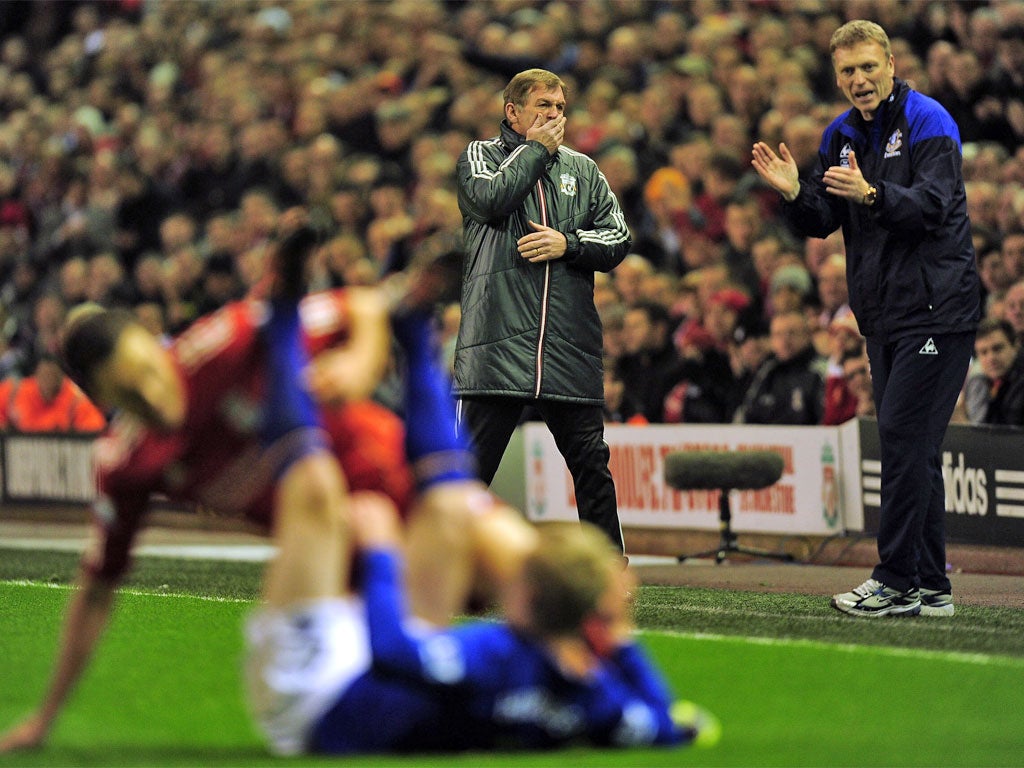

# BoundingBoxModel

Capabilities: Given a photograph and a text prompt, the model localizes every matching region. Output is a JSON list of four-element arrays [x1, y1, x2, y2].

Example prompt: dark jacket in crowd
[[662, 348, 738, 424], [454, 121, 631, 404], [734, 345, 826, 425], [976, 349, 1024, 427], [615, 339, 679, 422]]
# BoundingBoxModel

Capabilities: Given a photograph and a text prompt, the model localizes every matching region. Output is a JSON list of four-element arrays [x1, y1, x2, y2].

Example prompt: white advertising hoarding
[[523, 423, 854, 536]]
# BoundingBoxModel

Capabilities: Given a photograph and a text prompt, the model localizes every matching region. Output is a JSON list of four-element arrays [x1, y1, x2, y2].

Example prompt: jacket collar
[[499, 119, 559, 166], [847, 77, 910, 133], [500, 119, 527, 152]]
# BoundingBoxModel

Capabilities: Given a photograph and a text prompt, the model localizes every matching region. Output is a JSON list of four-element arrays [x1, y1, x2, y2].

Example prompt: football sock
[[261, 297, 321, 448], [391, 310, 475, 490]]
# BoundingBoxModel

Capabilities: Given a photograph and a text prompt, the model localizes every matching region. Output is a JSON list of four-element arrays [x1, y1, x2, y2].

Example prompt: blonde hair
[[830, 20, 891, 59], [523, 522, 617, 636]]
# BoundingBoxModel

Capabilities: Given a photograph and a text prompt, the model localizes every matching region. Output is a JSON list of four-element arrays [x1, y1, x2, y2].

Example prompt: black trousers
[[457, 395, 623, 553], [867, 331, 974, 594]]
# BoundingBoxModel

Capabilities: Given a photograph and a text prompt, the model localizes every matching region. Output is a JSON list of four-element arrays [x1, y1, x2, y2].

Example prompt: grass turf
[[1, 549, 1023, 767]]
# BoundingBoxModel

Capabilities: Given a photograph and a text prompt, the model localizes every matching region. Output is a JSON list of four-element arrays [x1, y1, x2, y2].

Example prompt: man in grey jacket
[[454, 69, 630, 553]]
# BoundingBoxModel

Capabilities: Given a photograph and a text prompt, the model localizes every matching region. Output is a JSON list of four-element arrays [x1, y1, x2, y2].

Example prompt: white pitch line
[[6, 579, 1022, 667], [1, 579, 254, 604], [0, 538, 276, 562], [638, 628, 1024, 668]]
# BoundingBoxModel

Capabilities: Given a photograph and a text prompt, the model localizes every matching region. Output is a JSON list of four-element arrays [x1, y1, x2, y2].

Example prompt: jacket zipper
[[534, 179, 550, 399]]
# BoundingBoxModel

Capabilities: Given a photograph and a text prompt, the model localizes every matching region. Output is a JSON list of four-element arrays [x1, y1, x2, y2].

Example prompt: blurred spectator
[[1002, 230, 1024, 281], [595, 143, 643, 230], [603, 359, 647, 425], [734, 310, 826, 425], [986, 24, 1024, 154], [720, 195, 763, 306], [963, 318, 1024, 426], [803, 230, 846, 278], [56, 258, 90, 307], [0, 353, 105, 433], [823, 315, 868, 425], [840, 343, 876, 421], [612, 254, 654, 308], [779, 113, 822, 176], [12, 293, 66, 363], [768, 262, 814, 318], [599, 302, 626, 361], [179, 121, 246, 221], [813, 253, 852, 355], [632, 167, 693, 273], [86, 252, 131, 306], [702, 287, 752, 351], [126, 252, 170, 310], [965, 180, 1000, 233], [723, 316, 771, 420], [195, 251, 244, 317], [662, 309, 742, 425], [978, 246, 1013, 317], [616, 300, 679, 423], [1003, 278, 1024, 336], [940, 50, 1016, 148], [692, 152, 744, 243]]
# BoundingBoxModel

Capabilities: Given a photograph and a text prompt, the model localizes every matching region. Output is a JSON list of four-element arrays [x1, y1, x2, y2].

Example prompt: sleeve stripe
[[466, 139, 526, 180]]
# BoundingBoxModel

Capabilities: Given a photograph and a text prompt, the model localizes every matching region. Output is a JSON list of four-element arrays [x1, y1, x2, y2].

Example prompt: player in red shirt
[[0, 230, 536, 754]]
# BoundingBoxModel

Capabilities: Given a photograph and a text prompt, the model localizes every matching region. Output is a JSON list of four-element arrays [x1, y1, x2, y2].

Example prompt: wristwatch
[[862, 184, 878, 207]]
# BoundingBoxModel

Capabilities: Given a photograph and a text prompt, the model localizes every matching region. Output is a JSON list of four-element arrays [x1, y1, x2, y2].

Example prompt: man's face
[[1002, 234, 1024, 280], [91, 325, 186, 430], [975, 330, 1019, 380], [506, 85, 565, 136], [842, 353, 871, 396], [35, 360, 65, 401], [769, 313, 810, 361], [621, 309, 652, 355], [833, 41, 895, 121], [817, 262, 848, 311], [1005, 284, 1024, 333]]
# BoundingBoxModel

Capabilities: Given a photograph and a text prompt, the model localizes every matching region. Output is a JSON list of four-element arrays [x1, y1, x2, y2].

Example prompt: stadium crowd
[[1, 0, 1024, 431]]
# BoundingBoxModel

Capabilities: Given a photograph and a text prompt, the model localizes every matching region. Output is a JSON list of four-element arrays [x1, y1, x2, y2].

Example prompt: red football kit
[[85, 291, 413, 583]]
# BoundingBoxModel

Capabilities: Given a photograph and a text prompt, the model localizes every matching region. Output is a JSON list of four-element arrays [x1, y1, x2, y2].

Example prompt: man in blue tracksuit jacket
[[753, 20, 979, 618]]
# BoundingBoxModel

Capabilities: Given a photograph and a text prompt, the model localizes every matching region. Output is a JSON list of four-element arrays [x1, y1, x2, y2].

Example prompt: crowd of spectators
[[1, 0, 1024, 432]]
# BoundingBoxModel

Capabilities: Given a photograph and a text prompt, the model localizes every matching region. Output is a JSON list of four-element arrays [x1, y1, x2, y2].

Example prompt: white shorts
[[243, 597, 370, 755]]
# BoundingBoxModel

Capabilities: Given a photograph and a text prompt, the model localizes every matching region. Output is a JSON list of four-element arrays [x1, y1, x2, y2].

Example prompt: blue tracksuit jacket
[[782, 78, 979, 343]]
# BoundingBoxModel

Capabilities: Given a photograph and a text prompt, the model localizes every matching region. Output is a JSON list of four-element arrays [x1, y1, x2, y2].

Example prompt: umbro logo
[[919, 338, 939, 355]]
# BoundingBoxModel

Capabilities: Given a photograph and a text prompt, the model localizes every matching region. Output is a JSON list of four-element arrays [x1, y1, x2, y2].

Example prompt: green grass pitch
[[1, 549, 1022, 767]]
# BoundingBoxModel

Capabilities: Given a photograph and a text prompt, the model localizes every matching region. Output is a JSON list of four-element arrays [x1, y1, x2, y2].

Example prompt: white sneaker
[[831, 578, 921, 618], [919, 587, 955, 617]]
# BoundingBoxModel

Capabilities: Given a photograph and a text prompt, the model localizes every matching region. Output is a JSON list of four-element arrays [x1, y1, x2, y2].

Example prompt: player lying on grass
[[247, 491, 718, 754], [0, 228, 535, 753]]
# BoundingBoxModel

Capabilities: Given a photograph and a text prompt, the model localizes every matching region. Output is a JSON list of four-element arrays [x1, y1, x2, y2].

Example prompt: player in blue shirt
[[303, 497, 715, 754]]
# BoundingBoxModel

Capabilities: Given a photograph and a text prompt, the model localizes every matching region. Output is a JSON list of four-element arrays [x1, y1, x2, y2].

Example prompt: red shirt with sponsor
[[85, 291, 413, 583]]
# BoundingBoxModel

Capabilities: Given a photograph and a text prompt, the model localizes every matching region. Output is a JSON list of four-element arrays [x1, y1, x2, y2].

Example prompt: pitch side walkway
[[2, 514, 1022, 609]]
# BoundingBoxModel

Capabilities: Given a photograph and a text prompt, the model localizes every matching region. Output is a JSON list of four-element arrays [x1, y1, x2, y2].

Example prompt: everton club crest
[[884, 129, 902, 159]]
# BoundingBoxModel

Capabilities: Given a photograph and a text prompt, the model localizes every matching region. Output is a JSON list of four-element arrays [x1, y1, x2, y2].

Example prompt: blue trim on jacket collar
[[821, 78, 911, 151]]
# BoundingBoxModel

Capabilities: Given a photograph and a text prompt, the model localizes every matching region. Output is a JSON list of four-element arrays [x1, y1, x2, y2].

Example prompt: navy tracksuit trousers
[[866, 331, 974, 593]]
